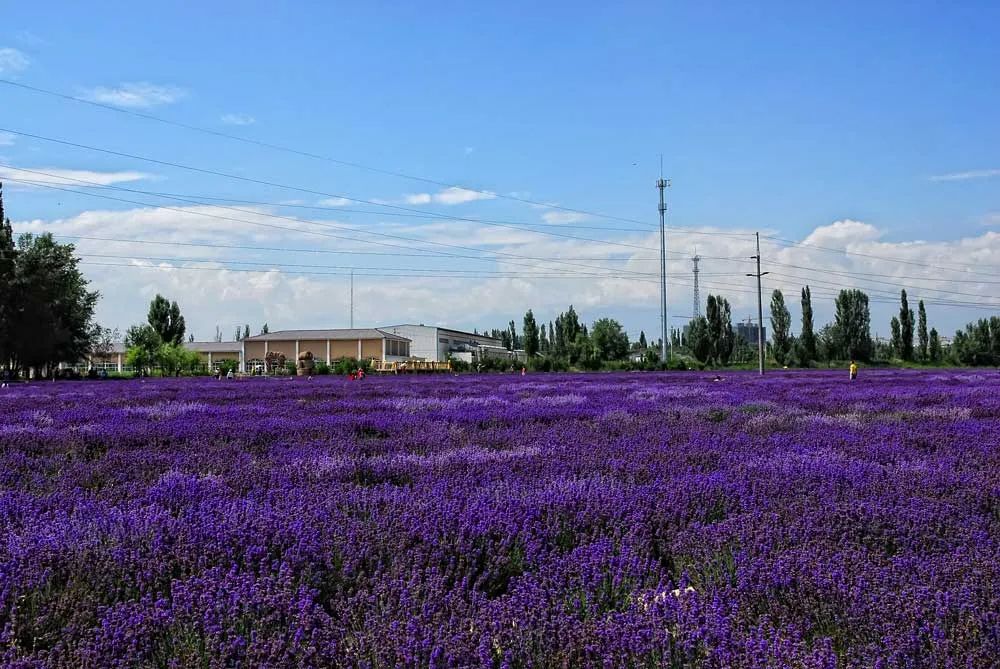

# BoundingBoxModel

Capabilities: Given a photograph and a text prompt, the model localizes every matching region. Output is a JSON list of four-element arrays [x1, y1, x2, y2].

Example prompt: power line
[[38, 232, 750, 268], [1, 174, 658, 281], [766, 259, 1000, 286], [765, 269, 1000, 306], [1, 164, 664, 257], [77, 261, 664, 282], [761, 235, 1000, 277], [8, 178, 659, 233], [0, 79, 657, 228], [75, 252, 673, 279]]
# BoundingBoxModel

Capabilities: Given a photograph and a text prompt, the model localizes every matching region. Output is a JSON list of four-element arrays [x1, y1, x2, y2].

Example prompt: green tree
[[799, 286, 816, 365], [0, 184, 17, 372], [889, 316, 902, 358], [156, 342, 200, 376], [523, 309, 540, 357], [686, 316, 712, 363], [899, 290, 914, 361], [817, 324, 840, 362], [125, 324, 162, 374], [917, 300, 928, 362], [591, 318, 629, 361], [147, 294, 186, 345], [769, 289, 792, 365], [991, 316, 1000, 361], [243, 324, 250, 340], [706, 295, 735, 365], [6, 233, 100, 376], [929, 328, 942, 363], [261, 323, 269, 335], [506, 320, 517, 351], [951, 318, 998, 366], [574, 328, 600, 370], [834, 289, 873, 361], [639, 330, 648, 350]]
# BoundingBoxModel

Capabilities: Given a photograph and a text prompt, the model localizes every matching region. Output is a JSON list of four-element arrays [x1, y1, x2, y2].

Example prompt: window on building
[[245, 358, 265, 374]]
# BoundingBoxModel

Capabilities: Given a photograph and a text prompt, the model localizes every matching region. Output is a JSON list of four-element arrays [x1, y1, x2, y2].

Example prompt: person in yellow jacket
[[849, 360, 858, 381]]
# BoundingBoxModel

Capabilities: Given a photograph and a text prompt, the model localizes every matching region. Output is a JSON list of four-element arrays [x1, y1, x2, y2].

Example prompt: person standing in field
[[849, 360, 858, 381]]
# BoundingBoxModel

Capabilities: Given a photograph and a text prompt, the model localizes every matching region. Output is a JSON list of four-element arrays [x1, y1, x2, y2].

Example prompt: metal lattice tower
[[691, 252, 702, 317]]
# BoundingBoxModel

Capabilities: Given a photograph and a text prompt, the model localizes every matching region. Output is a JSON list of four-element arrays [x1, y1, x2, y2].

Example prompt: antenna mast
[[656, 159, 670, 362]]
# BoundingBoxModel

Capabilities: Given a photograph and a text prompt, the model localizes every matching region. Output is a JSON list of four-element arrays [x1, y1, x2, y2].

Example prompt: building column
[[117, 353, 122, 373], [381, 338, 386, 362], [326, 340, 331, 364], [240, 340, 246, 373], [208, 352, 213, 369], [357, 339, 362, 360], [295, 340, 300, 359]]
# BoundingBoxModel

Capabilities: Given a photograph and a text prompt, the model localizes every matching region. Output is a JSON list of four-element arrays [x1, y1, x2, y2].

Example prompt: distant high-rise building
[[736, 321, 766, 345]]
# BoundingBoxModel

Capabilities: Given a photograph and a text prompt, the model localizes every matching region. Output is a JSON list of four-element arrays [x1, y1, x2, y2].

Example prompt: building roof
[[185, 341, 243, 353], [243, 328, 410, 342], [384, 324, 502, 344], [93, 341, 242, 356]]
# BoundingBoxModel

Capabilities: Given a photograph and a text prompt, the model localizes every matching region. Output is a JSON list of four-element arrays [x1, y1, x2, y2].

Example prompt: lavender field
[[2, 370, 999, 667]]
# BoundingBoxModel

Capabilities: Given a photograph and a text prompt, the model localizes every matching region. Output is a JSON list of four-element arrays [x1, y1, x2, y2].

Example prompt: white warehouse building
[[381, 324, 519, 363]]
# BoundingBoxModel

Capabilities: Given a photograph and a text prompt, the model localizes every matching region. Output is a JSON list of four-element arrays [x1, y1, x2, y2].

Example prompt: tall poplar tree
[[769, 289, 792, 365], [917, 300, 928, 362], [799, 286, 816, 364], [147, 295, 186, 345], [899, 290, 914, 361], [522, 309, 539, 358]]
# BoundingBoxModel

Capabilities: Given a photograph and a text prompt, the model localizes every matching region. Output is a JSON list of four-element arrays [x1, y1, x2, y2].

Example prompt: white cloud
[[221, 113, 256, 126], [800, 219, 881, 246], [929, 168, 1000, 182], [0, 166, 151, 187], [435, 186, 496, 205], [0, 132, 16, 147], [405, 187, 497, 206], [10, 203, 1000, 339], [464, 146, 475, 156], [541, 211, 589, 225], [82, 82, 186, 108], [318, 197, 353, 207], [0, 47, 30, 74]]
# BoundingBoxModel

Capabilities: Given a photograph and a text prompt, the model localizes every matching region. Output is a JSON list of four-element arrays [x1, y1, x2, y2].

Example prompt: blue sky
[[2, 1, 999, 340]]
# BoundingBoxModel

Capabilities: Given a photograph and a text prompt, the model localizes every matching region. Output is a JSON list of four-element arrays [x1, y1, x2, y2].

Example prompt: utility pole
[[691, 251, 702, 318], [350, 270, 354, 329], [656, 168, 670, 362], [746, 232, 769, 375]]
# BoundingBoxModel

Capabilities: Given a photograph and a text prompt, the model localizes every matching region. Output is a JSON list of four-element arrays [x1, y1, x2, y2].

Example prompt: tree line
[[683, 286, 949, 367], [479, 305, 648, 371]]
